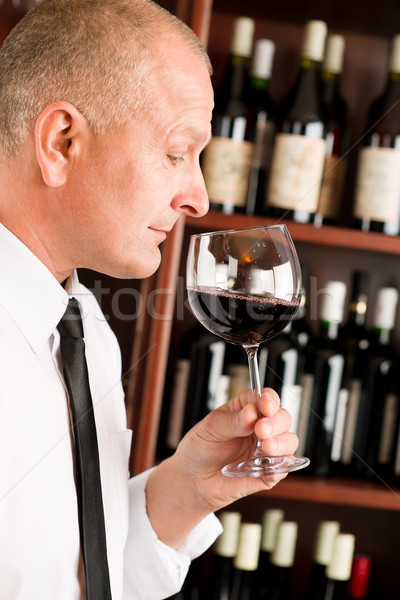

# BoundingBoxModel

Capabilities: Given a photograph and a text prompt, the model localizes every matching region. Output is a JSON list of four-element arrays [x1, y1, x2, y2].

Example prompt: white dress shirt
[[0, 223, 222, 599]]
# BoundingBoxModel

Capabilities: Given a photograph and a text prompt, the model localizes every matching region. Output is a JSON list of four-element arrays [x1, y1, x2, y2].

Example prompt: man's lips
[[148, 227, 171, 241], [149, 224, 174, 235]]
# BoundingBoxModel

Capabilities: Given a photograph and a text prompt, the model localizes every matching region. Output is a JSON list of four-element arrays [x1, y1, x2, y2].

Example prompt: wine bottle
[[294, 264, 316, 458], [352, 287, 399, 480], [256, 509, 284, 597], [183, 333, 229, 430], [304, 520, 340, 600], [230, 522, 262, 600], [261, 316, 305, 436], [303, 281, 347, 476], [201, 17, 255, 214], [245, 38, 276, 215], [164, 328, 228, 451], [345, 556, 372, 600], [323, 533, 355, 600], [289, 263, 313, 351], [353, 34, 400, 235], [393, 398, 400, 484], [315, 34, 348, 227], [160, 324, 203, 456], [334, 271, 371, 474], [226, 367, 249, 403], [259, 521, 298, 600], [266, 20, 327, 223], [223, 340, 250, 399], [206, 511, 242, 600]]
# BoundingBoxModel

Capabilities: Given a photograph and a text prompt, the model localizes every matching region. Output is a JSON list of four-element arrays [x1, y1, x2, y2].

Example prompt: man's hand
[[146, 388, 298, 549]]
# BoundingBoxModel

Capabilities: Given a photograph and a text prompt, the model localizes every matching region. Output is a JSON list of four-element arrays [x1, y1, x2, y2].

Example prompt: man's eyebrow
[[168, 126, 212, 147]]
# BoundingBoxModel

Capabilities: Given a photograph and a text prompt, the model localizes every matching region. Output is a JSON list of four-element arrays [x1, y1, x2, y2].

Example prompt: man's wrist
[[145, 455, 211, 549]]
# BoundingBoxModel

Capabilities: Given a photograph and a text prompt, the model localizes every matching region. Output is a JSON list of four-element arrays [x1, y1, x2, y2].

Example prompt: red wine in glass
[[186, 287, 299, 346], [186, 224, 310, 477]]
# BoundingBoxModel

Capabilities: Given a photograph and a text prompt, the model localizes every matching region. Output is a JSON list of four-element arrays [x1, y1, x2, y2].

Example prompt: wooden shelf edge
[[256, 475, 400, 512], [186, 212, 400, 255]]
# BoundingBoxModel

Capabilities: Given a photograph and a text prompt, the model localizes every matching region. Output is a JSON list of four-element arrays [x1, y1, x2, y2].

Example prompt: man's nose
[[172, 172, 209, 218]]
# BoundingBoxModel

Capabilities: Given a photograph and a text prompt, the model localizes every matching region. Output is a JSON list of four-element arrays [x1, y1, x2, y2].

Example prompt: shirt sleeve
[[123, 468, 222, 600]]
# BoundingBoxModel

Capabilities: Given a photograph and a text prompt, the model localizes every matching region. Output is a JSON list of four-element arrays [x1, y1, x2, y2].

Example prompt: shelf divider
[[257, 475, 400, 511], [186, 212, 400, 255]]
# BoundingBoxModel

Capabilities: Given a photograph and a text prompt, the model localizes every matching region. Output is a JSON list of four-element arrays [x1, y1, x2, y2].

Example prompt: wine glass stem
[[245, 345, 264, 454]]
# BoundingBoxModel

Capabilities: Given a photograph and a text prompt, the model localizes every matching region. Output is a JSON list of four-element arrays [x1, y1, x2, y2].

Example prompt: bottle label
[[207, 341, 226, 411], [201, 136, 254, 207], [318, 154, 347, 219], [378, 393, 399, 464], [280, 384, 302, 434], [227, 364, 250, 399], [296, 372, 314, 456], [341, 379, 362, 465], [354, 147, 400, 222], [331, 388, 349, 461], [267, 133, 326, 212], [324, 354, 345, 433]]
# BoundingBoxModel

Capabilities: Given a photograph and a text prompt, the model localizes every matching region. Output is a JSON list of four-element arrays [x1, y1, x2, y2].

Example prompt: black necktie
[[57, 298, 112, 600]]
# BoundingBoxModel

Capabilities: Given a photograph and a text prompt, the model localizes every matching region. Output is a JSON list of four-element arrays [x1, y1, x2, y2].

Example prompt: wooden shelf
[[212, 0, 400, 38], [256, 475, 400, 512], [186, 211, 400, 255]]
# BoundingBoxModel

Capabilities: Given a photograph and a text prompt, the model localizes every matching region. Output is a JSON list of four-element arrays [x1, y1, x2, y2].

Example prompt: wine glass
[[186, 224, 310, 477]]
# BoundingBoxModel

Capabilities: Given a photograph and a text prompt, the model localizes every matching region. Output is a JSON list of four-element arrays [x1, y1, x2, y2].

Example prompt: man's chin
[[91, 243, 162, 280], [116, 251, 162, 280]]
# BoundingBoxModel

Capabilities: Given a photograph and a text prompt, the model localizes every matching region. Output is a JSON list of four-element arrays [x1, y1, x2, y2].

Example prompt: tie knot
[[57, 298, 84, 338]]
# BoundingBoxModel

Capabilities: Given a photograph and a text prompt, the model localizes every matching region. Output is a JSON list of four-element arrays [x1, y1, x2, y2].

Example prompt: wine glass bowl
[[187, 225, 310, 477]]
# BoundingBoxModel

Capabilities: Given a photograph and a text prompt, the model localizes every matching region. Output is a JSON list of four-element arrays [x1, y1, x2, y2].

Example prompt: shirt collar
[[0, 223, 75, 354]]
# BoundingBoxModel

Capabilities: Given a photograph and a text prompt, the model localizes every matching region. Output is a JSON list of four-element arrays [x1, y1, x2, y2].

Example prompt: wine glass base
[[221, 455, 310, 478]]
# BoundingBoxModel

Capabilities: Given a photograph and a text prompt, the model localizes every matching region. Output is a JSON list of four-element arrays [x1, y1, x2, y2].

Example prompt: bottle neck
[[388, 69, 400, 84], [216, 54, 250, 108], [324, 578, 346, 599], [300, 56, 321, 71], [348, 298, 368, 327], [322, 70, 339, 84], [231, 54, 250, 68], [321, 70, 340, 103], [250, 75, 269, 92], [382, 70, 400, 100], [373, 327, 392, 346], [321, 320, 340, 340]]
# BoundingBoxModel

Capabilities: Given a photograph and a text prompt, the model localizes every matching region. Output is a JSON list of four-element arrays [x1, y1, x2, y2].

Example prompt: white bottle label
[[280, 384, 302, 434], [296, 372, 315, 456], [281, 347, 299, 386], [341, 379, 362, 465], [268, 133, 326, 212], [354, 146, 400, 222], [202, 136, 254, 207], [207, 341, 226, 411], [324, 354, 345, 433], [227, 364, 249, 399], [331, 388, 349, 462]]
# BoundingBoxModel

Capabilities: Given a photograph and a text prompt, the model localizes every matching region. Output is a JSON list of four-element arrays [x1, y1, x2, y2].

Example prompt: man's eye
[[168, 155, 184, 165]]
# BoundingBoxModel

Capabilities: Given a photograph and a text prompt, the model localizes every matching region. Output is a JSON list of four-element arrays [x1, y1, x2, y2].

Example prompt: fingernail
[[263, 421, 273, 437]]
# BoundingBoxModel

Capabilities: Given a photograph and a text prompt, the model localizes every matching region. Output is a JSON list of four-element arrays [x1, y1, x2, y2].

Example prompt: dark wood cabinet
[[1, 1, 399, 595], [129, 2, 400, 596]]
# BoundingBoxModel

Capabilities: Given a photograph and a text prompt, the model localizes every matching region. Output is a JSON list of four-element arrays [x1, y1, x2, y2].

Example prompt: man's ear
[[34, 101, 90, 187]]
